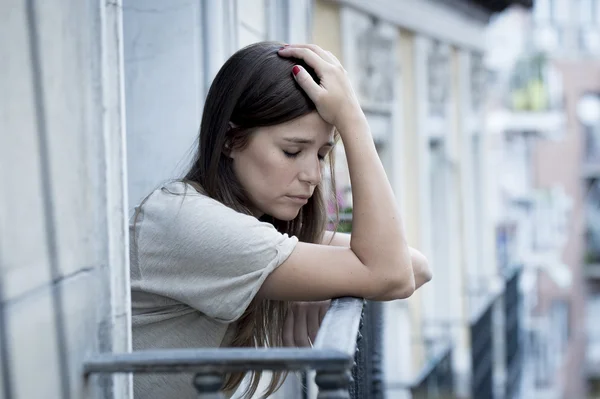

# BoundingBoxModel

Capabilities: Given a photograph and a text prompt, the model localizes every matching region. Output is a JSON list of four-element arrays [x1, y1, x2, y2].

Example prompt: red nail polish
[[293, 65, 300, 76]]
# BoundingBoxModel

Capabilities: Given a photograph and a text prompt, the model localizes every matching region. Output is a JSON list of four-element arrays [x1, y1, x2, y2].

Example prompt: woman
[[130, 41, 432, 398]]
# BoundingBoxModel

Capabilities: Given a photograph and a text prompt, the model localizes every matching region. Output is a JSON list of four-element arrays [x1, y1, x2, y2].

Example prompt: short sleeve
[[134, 183, 298, 323]]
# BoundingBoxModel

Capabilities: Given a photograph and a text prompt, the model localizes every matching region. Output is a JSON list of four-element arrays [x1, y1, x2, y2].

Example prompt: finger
[[326, 51, 341, 66], [283, 308, 295, 347], [307, 306, 321, 344], [291, 65, 323, 103], [293, 304, 311, 347], [278, 46, 330, 77], [285, 44, 338, 65]]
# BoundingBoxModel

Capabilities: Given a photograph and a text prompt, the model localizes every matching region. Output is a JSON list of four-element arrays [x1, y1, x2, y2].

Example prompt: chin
[[269, 206, 302, 221]]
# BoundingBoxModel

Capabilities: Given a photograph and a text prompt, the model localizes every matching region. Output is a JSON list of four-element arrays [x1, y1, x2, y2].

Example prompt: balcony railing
[[351, 301, 385, 399], [470, 266, 523, 399], [84, 297, 365, 398], [504, 267, 522, 399], [410, 342, 454, 399], [471, 293, 495, 399]]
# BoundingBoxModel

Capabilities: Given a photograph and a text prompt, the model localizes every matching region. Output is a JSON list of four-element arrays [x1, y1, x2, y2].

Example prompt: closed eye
[[283, 150, 300, 158], [283, 150, 328, 162]]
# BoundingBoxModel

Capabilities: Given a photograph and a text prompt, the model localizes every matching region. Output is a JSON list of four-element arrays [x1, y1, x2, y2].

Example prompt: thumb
[[292, 65, 322, 101]]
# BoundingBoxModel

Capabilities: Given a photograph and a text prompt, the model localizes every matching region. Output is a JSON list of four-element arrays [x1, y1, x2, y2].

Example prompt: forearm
[[337, 117, 414, 292], [323, 231, 429, 290]]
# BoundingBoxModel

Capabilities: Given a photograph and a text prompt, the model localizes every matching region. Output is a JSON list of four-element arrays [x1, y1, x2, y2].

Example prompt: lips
[[286, 195, 310, 204], [288, 195, 311, 200]]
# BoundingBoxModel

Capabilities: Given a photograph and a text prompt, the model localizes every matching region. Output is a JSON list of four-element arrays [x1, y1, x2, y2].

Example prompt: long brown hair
[[184, 42, 338, 398]]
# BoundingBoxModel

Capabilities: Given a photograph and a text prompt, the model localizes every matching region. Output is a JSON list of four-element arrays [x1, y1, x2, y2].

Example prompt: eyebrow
[[283, 137, 335, 147]]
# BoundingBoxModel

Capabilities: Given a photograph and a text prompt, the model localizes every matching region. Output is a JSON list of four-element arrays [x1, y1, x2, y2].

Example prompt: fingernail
[[292, 65, 300, 76]]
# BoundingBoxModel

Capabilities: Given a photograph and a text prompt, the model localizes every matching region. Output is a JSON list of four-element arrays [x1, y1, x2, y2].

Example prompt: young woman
[[130, 41, 432, 399]]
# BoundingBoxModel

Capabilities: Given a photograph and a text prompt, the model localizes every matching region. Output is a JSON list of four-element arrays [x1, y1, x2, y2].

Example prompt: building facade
[[486, 1, 600, 398], [1, 1, 130, 398], [314, 1, 530, 398]]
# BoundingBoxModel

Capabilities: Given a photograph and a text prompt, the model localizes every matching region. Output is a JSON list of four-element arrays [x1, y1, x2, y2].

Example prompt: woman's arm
[[258, 44, 415, 302], [323, 231, 432, 290]]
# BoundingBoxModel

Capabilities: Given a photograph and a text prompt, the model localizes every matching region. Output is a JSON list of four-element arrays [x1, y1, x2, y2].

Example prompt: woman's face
[[229, 112, 335, 220]]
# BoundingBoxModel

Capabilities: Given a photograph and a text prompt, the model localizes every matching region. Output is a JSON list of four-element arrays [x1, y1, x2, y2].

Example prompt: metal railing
[[351, 301, 385, 399], [504, 267, 522, 399], [469, 266, 523, 399], [84, 297, 365, 398], [410, 342, 454, 399], [470, 295, 495, 399]]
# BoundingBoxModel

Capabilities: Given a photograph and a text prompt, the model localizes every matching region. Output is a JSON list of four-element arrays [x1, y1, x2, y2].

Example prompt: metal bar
[[314, 298, 364, 399], [194, 373, 225, 399], [84, 347, 351, 375], [316, 370, 352, 399], [411, 343, 453, 387], [85, 297, 365, 398], [313, 297, 364, 356]]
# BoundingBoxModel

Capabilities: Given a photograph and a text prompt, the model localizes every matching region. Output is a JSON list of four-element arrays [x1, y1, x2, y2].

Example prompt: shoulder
[[136, 181, 278, 239], [140, 181, 243, 221]]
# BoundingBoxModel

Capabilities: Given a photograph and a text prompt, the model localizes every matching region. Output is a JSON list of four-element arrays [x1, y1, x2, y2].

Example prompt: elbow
[[419, 257, 433, 284], [369, 267, 415, 301], [392, 273, 416, 299], [423, 268, 433, 284]]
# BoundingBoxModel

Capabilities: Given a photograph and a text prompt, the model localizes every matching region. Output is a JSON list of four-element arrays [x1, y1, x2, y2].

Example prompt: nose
[[298, 156, 322, 186]]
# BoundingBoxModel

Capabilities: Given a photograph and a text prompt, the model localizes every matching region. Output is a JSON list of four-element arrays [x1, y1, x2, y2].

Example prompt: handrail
[[313, 297, 364, 354], [411, 341, 453, 388], [84, 297, 365, 399], [84, 348, 350, 374]]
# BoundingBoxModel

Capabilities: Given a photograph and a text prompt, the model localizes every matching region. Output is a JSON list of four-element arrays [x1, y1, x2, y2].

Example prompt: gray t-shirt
[[130, 182, 298, 398]]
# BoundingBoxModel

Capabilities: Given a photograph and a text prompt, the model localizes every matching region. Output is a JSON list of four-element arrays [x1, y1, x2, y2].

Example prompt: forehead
[[267, 112, 335, 143]]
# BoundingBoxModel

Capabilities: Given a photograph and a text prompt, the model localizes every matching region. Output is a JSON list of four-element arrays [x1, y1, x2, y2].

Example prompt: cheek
[[258, 151, 296, 188], [237, 149, 293, 192]]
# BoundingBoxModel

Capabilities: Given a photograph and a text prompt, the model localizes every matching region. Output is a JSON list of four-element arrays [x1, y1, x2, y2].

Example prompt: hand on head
[[278, 44, 365, 135]]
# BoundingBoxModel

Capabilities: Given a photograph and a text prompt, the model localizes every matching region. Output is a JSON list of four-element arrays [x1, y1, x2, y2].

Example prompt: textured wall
[[0, 1, 130, 398], [123, 0, 208, 210]]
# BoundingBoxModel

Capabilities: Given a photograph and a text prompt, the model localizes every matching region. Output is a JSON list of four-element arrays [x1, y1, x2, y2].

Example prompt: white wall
[[0, 0, 130, 398], [123, 0, 208, 210]]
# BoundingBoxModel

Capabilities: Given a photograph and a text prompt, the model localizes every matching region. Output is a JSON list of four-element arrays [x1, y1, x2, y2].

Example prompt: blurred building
[[313, 1, 532, 398], [486, 1, 600, 398]]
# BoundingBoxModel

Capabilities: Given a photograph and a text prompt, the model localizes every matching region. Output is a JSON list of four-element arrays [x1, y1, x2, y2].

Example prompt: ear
[[223, 121, 238, 159], [222, 141, 234, 158]]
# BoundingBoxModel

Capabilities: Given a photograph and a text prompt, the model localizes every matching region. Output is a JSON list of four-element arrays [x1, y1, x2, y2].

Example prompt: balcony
[[84, 297, 368, 398], [470, 267, 523, 399], [409, 342, 454, 399], [470, 291, 496, 399], [504, 267, 523, 399]]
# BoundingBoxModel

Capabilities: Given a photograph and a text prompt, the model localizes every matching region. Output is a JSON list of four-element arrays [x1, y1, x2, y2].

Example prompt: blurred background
[[2, 0, 600, 398]]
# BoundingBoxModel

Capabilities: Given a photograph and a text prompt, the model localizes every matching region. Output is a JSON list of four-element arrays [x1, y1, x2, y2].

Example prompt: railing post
[[316, 370, 352, 399], [193, 372, 225, 399]]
